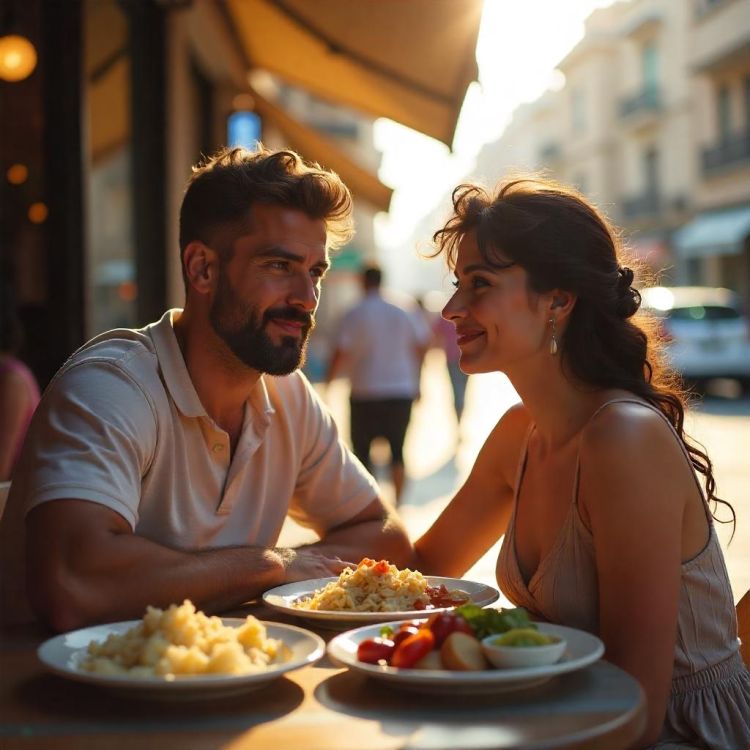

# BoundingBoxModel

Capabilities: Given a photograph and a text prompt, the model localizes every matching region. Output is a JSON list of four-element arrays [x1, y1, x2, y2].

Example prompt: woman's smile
[[455, 327, 485, 346]]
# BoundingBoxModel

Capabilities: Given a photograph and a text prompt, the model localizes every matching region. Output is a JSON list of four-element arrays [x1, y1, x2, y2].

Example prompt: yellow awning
[[249, 85, 393, 212], [225, 0, 482, 148]]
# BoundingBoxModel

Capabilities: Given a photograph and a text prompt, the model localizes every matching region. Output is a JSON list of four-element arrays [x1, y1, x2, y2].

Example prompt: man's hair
[[179, 145, 354, 285], [362, 264, 382, 289]]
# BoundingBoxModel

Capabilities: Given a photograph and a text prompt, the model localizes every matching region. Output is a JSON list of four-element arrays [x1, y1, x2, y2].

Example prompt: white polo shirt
[[0, 310, 378, 621], [336, 292, 430, 399]]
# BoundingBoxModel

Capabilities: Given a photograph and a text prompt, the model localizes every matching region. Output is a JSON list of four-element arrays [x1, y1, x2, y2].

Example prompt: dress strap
[[513, 422, 535, 502], [571, 398, 709, 510]]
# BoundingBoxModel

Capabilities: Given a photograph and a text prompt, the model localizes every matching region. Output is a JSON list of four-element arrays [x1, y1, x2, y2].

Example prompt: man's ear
[[548, 289, 577, 321], [183, 242, 217, 294]]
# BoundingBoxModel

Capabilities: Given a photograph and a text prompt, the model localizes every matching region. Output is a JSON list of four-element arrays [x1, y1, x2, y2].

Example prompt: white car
[[640, 286, 750, 389]]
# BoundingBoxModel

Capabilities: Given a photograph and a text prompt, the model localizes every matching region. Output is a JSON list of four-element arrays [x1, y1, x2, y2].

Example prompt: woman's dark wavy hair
[[179, 144, 354, 288], [432, 176, 734, 532]]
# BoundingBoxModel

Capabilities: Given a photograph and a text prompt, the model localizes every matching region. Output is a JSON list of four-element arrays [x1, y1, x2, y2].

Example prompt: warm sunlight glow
[[375, 0, 615, 261]]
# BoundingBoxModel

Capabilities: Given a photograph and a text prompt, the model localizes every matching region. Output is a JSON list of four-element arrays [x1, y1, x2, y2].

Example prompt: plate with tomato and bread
[[327, 605, 604, 693]]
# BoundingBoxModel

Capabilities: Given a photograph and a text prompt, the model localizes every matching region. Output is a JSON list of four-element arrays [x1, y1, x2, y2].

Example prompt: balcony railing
[[702, 132, 750, 174], [619, 87, 661, 119], [621, 191, 661, 219]]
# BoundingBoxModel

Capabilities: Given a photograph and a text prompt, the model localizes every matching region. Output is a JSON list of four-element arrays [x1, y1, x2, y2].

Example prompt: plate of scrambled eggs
[[37, 600, 325, 699]]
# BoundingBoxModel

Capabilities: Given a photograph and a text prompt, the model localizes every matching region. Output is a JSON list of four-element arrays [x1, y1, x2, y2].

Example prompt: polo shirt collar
[[147, 309, 276, 426], [148, 309, 206, 418], [248, 374, 275, 430]]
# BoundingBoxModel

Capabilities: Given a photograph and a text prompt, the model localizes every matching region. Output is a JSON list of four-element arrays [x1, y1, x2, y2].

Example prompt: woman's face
[[442, 230, 550, 375]]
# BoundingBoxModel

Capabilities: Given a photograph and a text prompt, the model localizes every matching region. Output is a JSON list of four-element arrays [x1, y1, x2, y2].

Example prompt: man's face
[[208, 204, 329, 375]]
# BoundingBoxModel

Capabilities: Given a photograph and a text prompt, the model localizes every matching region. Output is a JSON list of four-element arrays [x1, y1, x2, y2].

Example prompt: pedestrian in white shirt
[[327, 265, 430, 503]]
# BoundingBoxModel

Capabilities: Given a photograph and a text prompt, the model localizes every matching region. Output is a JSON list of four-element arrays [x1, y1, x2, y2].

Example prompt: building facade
[[473, 0, 750, 304]]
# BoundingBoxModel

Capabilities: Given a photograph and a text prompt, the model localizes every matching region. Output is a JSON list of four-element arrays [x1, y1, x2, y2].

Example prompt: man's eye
[[311, 267, 326, 280], [269, 261, 289, 271]]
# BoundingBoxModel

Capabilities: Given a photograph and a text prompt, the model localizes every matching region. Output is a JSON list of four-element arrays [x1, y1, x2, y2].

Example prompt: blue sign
[[228, 111, 261, 149]]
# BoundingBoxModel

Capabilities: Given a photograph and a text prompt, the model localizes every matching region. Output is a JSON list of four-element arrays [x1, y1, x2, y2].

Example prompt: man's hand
[[275, 547, 355, 582]]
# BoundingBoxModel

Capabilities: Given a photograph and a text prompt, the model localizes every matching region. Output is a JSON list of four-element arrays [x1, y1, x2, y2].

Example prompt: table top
[[0, 602, 646, 750]]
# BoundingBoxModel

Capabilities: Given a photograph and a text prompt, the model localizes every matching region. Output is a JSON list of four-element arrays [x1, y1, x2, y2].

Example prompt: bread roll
[[440, 632, 488, 671]]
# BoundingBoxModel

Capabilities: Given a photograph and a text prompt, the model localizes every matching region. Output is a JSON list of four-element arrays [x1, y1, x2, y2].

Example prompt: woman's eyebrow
[[460, 261, 515, 274]]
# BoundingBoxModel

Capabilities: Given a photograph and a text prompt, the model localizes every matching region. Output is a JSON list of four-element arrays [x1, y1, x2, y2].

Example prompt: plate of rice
[[262, 559, 499, 626]]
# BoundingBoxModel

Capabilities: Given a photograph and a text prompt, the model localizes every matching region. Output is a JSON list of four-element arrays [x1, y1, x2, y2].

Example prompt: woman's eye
[[452, 276, 490, 290]]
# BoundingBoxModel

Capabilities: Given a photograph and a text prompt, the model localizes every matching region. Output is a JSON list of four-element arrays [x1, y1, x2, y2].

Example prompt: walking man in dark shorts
[[327, 265, 430, 503]]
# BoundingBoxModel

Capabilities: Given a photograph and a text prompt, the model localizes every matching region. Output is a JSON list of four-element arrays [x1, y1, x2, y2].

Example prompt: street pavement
[[281, 349, 750, 605]]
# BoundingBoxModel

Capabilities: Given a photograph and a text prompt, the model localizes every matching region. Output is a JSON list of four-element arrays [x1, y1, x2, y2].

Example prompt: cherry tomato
[[390, 628, 435, 669], [425, 612, 474, 647], [392, 625, 420, 647], [357, 637, 395, 664], [398, 620, 423, 631]]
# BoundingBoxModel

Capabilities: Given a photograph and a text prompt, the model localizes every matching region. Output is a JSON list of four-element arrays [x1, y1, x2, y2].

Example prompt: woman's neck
[[508, 361, 612, 453]]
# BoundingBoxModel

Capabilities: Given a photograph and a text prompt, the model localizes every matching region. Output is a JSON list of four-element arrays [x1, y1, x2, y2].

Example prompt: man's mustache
[[263, 307, 315, 331]]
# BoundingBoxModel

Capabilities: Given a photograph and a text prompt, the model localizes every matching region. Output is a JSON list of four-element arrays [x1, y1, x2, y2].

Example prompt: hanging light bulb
[[0, 34, 37, 82]]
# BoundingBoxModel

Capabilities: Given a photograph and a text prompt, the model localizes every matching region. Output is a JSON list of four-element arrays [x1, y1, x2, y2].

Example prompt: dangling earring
[[549, 317, 558, 356]]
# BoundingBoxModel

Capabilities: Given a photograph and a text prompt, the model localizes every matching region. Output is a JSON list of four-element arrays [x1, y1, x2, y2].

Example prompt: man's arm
[[26, 499, 349, 633], [301, 497, 413, 568]]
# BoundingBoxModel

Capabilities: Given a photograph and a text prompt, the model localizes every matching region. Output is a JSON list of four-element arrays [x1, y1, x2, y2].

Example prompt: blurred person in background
[[414, 177, 749, 749], [0, 268, 41, 482], [0, 146, 410, 631], [426, 292, 469, 428], [326, 265, 430, 504]]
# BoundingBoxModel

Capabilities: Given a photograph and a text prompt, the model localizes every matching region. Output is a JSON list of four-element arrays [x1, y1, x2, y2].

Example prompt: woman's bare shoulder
[[581, 400, 677, 457], [472, 402, 532, 486], [487, 401, 532, 451], [578, 400, 691, 521]]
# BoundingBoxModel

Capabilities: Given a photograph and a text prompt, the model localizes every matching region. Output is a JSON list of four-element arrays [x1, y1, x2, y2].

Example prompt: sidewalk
[[282, 348, 748, 604]]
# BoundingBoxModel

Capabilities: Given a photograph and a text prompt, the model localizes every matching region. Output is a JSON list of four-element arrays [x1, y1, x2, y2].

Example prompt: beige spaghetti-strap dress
[[496, 399, 750, 749]]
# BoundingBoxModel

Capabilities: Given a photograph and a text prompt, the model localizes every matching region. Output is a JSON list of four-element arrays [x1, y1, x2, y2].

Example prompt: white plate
[[37, 619, 325, 700], [327, 621, 604, 694], [263, 576, 499, 627]]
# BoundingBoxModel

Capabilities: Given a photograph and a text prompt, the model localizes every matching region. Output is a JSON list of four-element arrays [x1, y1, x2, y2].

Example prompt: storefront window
[[83, 0, 135, 335]]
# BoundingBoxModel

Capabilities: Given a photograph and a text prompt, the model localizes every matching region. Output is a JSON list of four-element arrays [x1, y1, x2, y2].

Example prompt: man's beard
[[209, 273, 314, 375]]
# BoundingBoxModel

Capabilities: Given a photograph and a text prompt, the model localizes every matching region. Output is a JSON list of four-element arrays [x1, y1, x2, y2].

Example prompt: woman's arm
[[579, 404, 689, 747], [0, 369, 35, 480], [414, 403, 529, 577]]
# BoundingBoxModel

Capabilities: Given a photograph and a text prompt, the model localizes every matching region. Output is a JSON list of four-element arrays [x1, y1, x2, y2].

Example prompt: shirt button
[[212, 443, 224, 453]]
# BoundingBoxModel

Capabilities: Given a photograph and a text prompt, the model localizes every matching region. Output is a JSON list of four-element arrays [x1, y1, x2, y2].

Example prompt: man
[[0, 146, 411, 632], [326, 265, 430, 503]]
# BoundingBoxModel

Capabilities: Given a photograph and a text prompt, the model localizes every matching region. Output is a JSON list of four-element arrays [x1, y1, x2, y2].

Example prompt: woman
[[0, 273, 40, 482], [414, 177, 749, 749]]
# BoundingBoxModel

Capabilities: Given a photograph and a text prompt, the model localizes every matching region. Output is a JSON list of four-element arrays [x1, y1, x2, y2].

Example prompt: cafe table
[[0, 600, 646, 750]]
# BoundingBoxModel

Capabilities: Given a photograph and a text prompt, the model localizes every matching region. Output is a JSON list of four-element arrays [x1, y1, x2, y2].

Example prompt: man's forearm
[[30, 530, 287, 632]]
